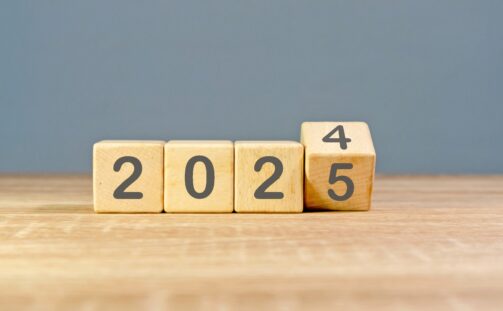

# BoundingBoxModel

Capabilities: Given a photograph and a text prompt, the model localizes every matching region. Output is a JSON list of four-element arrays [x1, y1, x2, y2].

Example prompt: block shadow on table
[[15, 204, 361, 214]]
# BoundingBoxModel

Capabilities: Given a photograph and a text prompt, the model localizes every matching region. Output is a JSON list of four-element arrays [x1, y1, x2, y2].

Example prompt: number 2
[[254, 156, 284, 199], [113, 156, 143, 199], [328, 163, 354, 201]]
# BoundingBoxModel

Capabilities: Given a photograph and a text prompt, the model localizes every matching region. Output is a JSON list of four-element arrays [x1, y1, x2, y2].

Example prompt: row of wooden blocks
[[93, 122, 376, 213]]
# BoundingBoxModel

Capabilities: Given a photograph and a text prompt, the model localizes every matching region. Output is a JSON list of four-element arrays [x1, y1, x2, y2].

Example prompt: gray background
[[1, 1, 502, 173]]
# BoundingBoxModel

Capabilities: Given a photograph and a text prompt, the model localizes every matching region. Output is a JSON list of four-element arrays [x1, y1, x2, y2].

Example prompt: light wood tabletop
[[0, 175, 502, 310]]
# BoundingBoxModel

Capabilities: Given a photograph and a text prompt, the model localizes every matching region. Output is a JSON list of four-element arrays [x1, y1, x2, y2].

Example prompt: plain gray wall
[[1, 1, 502, 173]]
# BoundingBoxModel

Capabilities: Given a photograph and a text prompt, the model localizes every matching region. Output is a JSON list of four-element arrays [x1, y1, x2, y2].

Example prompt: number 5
[[328, 163, 354, 201]]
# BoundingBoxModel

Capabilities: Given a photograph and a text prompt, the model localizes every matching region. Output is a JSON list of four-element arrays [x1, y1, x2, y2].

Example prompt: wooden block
[[164, 141, 234, 213], [234, 141, 304, 213], [93, 140, 164, 213], [301, 122, 376, 211]]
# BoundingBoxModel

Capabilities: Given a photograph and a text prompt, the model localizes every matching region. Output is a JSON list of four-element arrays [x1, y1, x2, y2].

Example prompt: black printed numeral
[[328, 163, 354, 201], [254, 156, 284, 199], [113, 156, 143, 199], [185, 155, 215, 199], [322, 125, 351, 150]]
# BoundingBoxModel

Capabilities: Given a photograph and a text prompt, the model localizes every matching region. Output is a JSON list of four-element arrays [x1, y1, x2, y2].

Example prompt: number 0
[[185, 155, 215, 199]]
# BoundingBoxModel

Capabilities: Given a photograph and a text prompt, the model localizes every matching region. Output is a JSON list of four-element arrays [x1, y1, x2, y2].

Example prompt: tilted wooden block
[[234, 141, 304, 213], [301, 122, 376, 211], [164, 141, 234, 213], [93, 140, 164, 213]]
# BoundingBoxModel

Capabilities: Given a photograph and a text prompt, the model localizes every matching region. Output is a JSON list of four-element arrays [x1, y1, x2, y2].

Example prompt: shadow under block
[[301, 122, 375, 211], [93, 140, 164, 213], [164, 141, 234, 213], [234, 141, 304, 213]]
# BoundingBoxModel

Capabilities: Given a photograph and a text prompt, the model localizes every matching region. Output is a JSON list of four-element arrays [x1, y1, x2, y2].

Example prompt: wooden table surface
[[0, 175, 502, 310]]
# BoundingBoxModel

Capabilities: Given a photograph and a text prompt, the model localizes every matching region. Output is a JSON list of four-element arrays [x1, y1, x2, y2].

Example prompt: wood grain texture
[[0, 175, 503, 310], [164, 141, 234, 213], [234, 141, 304, 213], [301, 122, 375, 211]]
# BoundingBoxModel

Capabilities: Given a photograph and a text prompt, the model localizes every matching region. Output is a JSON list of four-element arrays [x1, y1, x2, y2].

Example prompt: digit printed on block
[[93, 140, 164, 213], [164, 141, 234, 213], [301, 122, 376, 211], [234, 141, 304, 213]]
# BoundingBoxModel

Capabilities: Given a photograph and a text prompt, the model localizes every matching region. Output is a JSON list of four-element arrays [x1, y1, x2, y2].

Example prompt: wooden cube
[[234, 141, 304, 213], [301, 122, 376, 211], [93, 140, 164, 213], [164, 141, 234, 213]]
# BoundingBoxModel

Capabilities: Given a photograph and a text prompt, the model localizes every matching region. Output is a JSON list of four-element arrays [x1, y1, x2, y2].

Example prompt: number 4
[[322, 125, 351, 150]]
